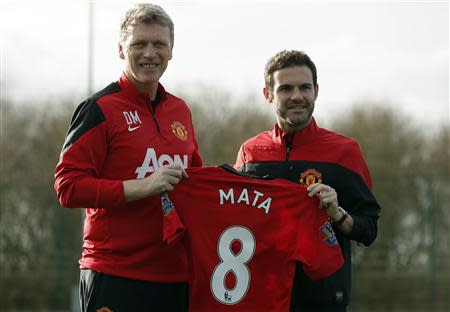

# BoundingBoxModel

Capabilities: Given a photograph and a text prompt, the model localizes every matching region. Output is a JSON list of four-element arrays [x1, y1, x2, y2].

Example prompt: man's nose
[[143, 44, 157, 58], [290, 87, 303, 100]]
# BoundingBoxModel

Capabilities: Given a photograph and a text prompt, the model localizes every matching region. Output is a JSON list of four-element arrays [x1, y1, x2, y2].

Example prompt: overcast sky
[[1, 0, 449, 127]]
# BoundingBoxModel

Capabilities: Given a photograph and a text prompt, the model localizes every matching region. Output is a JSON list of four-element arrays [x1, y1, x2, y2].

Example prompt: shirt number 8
[[211, 226, 256, 305]]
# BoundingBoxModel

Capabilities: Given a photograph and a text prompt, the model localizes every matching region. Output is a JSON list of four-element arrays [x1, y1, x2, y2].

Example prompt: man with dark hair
[[55, 3, 202, 311], [235, 50, 380, 312]]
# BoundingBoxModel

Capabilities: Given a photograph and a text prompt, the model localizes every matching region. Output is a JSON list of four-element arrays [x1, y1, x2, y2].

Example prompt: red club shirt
[[163, 166, 343, 311], [54, 74, 202, 282]]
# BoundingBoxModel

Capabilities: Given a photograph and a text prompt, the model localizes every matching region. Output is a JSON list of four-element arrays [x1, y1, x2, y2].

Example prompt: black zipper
[[149, 96, 160, 132], [285, 136, 292, 161], [285, 136, 294, 173]]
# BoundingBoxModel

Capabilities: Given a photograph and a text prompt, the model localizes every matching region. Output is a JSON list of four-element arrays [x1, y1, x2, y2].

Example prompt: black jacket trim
[[60, 82, 120, 157]]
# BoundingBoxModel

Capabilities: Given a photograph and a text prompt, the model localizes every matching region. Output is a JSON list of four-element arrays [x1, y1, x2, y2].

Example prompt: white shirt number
[[211, 226, 256, 305]]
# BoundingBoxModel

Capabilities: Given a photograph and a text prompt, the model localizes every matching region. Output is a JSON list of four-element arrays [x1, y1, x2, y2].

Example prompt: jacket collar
[[271, 117, 319, 146], [118, 73, 167, 105]]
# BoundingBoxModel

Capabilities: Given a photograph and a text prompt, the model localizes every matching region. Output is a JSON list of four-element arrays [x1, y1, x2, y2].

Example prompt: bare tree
[[331, 102, 449, 311], [0, 99, 81, 308], [1, 93, 448, 311]]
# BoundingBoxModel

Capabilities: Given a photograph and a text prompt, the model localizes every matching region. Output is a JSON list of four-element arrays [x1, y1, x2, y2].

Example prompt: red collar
[[118, 73, 167, 104], [271, 117, 320, 146]]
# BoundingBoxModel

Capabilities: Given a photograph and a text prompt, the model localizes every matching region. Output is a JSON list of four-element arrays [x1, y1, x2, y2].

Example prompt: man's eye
[[132, 42, 145, 48], [155, 42, 167, 48]]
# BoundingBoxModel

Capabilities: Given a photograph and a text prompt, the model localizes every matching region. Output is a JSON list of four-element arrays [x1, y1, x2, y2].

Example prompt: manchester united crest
[[97, 307, 113, 312], [299, 169, 322, 186], [171, 121, 188, 141]]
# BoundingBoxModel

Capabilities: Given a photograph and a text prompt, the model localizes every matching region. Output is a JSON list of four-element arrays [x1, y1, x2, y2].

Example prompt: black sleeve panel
[[334, 166, 380, 246], [60, 82, 120, 157], [60, 99, 106, 157]]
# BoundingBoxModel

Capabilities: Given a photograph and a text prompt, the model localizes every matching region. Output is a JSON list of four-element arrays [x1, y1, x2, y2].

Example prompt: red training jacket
[[54, 73, 202, 282]]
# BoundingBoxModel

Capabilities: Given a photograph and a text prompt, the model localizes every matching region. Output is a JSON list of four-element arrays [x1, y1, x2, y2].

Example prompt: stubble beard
[[278, 102, 314, 133]]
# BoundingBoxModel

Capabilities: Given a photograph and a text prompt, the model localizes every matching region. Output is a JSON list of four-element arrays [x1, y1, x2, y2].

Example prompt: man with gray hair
[[54, 3, 202, 311]]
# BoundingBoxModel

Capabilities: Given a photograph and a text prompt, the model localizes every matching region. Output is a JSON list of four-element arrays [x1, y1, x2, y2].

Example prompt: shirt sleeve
[[163, 209, 186, 247], [188, 109, 203, 167], [233, 144, 246, 170], [295, 204, 344, 280], [346, 202, 379, 246], [191, 138, 203, 167], [337, 158, 380, 246], [54, 99, 125, 208]]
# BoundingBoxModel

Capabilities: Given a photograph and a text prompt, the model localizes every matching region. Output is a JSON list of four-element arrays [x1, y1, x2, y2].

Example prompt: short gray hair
[[120, 3, 174, 47]]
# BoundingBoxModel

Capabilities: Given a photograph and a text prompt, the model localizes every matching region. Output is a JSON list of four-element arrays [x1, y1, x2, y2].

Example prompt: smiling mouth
[[140, 64, 158, 69], [288, 106, 306, 111]]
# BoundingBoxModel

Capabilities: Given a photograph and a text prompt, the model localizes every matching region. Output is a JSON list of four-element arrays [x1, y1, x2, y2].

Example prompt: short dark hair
[[264, 50, 317, 93]]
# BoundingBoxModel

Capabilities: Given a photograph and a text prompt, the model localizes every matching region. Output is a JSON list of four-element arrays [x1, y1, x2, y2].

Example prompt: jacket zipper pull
[[285, 137, 293, 161]]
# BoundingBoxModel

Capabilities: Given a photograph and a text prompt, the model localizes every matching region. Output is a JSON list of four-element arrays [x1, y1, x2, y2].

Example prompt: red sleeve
[[54, 101, 125, 208], [339, 141, 373, 189], [233, 144, 246, 169], [187, 108, 203, 167], [163, 209, 186, 246], [295, 205, 344, 280], [191, 137, 203, 167]]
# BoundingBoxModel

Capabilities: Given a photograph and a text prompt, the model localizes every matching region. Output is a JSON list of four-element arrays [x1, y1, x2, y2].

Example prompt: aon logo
[[135, 148, 188, 179]]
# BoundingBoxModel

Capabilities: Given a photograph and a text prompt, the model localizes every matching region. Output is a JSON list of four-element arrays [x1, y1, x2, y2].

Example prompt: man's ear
[[314, 84, 319, 100], [118, 42, 125, 60], [263, 87, 273, 103]]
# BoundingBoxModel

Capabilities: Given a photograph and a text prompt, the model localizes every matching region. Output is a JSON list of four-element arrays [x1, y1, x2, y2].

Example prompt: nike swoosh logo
[[128, 125, 142, 132]]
